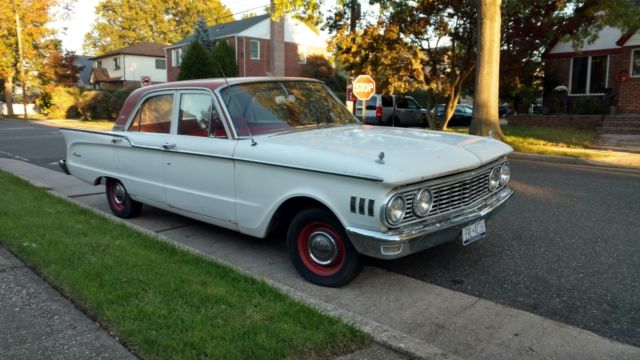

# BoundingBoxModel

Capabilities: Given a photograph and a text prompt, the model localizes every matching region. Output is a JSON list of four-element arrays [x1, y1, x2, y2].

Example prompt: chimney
[[270, 1, 285, 77]]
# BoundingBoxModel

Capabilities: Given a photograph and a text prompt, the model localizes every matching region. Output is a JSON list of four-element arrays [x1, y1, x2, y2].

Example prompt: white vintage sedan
[[59, 77, 513, 287]]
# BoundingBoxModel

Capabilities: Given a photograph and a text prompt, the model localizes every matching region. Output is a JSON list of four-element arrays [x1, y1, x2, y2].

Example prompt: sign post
[[352, 75, 376, 123]]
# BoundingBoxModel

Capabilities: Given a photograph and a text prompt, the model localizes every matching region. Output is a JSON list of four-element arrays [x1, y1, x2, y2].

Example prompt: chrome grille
[[397, 161, 505, 226]]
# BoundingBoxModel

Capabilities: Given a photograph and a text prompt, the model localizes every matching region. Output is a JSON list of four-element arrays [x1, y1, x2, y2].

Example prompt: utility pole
[[347, 0, 360, 113], [16, 12, 27, 119]]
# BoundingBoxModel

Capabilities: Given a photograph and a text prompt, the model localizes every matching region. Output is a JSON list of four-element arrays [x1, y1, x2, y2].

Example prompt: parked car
[[499, 104, 513, 118], [59, 77, 513, 287], [435, 104, 473, 127], [355, 94, 428, 127]]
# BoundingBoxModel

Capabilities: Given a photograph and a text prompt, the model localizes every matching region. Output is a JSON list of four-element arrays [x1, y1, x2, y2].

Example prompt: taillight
[[375, 106, 382, 118]]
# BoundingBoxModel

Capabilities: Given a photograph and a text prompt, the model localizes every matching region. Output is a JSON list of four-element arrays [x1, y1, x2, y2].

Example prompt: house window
[[250, 40, 260, 60], [97, 60, 102, 68], [172, 48, 183, 67], [113, 57, 120, 71], [570, 55, 608, 95], [632, 49, 640, 77], [297, 45, 307, 64], [155, 59, 166, 69]]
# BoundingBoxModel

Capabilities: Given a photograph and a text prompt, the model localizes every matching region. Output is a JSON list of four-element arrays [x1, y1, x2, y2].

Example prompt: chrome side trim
[[348, 187, 513, 259]]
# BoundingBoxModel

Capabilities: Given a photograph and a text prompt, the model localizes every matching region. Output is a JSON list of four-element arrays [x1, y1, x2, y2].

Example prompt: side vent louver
[[350, 197, 374, 217]]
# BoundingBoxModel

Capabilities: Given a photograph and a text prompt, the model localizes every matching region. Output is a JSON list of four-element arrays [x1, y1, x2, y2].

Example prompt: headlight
[[413, 189, 433, 217], [385, 194, 406, 226], [499, 164, 510, 185], [488, 167, 500, 191]]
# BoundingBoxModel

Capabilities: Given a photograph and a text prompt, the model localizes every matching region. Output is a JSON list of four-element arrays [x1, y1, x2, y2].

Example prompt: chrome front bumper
[[346, 187, 514, 259]]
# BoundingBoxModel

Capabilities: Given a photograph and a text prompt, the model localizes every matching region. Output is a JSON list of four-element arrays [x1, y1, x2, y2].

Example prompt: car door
[[161, 90, 238, 224], [404, 98, 423, 126], [112, 91, 174, 205]]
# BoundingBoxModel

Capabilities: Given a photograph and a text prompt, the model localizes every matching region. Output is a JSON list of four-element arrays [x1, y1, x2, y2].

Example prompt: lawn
[[0, 171, 368, 359], [447, 124, 608, 158], [1, 115, 115, 131]]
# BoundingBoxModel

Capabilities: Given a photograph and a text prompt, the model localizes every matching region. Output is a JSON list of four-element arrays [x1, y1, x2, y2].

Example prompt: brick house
[[544, 27, 640, 113], [89, 42, 168, 89], [165, 14, 327, 81]]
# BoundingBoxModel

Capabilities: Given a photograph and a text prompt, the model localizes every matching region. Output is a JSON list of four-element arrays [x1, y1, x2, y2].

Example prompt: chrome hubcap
[[307, 231, 338, 266], [113, 183, 126, 205]]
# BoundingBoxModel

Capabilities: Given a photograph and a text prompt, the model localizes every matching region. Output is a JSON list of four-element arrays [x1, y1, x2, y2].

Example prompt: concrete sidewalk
[[1, 157, 640, 360], [0, 247, 135, 360]]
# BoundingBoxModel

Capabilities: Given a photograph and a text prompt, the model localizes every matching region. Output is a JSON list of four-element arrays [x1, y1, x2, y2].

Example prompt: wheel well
[[267, 197, 334, 236], [94, 176, 105, 186]]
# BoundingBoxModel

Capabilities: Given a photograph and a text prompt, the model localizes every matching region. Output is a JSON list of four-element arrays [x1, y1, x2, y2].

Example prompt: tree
[[178, 41, 216, 81], [193, 16, 211, 50], [300, 55, 346, 92], [84, 0, 232, 55], [0, 0, 55, 117], [329, 0, 477, 129], [470, 0, 640, 137], [210, 40, 238, 78], [40, 40, 83, 87], [470, 0, 502, 137]]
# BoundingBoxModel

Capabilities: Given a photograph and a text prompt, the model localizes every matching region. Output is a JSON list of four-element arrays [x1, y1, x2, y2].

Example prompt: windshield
[[220, 81, 358, 136]]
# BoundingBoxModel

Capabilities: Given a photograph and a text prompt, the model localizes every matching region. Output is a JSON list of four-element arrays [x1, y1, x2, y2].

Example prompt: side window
[[406, 99, 419, 109], [128, 94, 173, 133], [396, 96, 408, 109], [177, 93, 226, 138], [381, 95, 393, 107]]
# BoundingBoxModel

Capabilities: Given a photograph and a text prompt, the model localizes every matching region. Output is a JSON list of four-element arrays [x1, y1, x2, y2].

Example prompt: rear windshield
[[220, 81, 358, 136]]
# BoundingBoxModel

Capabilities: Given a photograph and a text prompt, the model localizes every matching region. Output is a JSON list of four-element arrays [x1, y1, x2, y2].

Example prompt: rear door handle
[[162, 143, 176, 150]]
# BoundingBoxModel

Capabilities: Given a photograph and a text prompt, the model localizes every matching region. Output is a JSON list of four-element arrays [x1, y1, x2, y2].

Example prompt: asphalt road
[[1, 119, 639, 347]]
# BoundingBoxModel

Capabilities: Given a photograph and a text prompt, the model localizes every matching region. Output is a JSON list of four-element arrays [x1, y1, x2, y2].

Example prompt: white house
[[89, 42, 168, 89]]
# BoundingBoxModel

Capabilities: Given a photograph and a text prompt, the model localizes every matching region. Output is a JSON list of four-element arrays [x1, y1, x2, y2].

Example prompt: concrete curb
[[14, 173, 460, 360], [509, 151, 640, 173]]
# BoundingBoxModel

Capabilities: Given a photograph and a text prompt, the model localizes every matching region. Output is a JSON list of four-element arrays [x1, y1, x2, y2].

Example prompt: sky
[[49, 0, 274, 54]]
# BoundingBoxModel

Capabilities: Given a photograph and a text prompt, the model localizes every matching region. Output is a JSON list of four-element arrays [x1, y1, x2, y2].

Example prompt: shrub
[[47, 86, 81, 119], [179, 41, 216, 80], [109, 87, 136, 119], [78, 90, 113, 120]]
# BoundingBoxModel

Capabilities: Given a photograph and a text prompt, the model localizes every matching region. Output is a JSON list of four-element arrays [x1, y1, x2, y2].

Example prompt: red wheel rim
[[297, 222, 345, 276], [108, 181, 125, 211]]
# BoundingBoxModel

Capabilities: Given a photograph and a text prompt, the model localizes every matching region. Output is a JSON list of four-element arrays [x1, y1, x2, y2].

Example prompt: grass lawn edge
[[0, 171, 370, 359]]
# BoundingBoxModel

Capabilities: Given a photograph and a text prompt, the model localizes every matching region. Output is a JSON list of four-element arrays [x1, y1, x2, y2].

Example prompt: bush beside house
[[35, 86, 136, 120]]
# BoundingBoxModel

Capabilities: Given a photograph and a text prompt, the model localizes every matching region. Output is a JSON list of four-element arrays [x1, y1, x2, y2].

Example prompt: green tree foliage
[[84, 0, 232, 55], [0, 0, 56, 116], [301, 55, 346, 93], [329, 0, 476, 129], [78, 90, 112, 120], [193, 16, 211, 50], [178, 41, 216, 81], [210, 40, 238, 78]]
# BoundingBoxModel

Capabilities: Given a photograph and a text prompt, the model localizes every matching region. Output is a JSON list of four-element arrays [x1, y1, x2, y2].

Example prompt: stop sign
[[352, 75, 376, 101]]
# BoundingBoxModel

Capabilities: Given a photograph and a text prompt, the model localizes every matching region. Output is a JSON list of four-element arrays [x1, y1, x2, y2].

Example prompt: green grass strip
[[0, 171, 368, 359], [447, 125, 606, 158]]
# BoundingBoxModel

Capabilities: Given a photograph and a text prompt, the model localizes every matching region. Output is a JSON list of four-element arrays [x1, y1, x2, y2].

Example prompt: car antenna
[[215, 61, 257, 146]]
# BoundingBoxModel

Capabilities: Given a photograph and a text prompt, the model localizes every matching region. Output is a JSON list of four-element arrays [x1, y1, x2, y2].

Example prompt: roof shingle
[[91, 42, 167, 60]]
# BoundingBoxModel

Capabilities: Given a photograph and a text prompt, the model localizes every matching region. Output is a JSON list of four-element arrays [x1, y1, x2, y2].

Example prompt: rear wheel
[[106, 178, 142, 218], [287, 208, 362, 287]]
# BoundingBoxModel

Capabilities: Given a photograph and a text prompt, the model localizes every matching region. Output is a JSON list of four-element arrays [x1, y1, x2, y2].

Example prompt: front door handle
[[162, 143, 176, 150]]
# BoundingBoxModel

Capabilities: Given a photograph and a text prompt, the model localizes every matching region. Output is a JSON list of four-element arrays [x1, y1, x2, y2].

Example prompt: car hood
[[234, 125, 512, 186]]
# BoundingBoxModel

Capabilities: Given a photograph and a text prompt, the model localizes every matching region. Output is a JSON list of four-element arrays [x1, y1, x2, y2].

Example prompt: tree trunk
[[469, 0, 503, 138], [440, 67, 474, 130], [4, 77, 14, 117]]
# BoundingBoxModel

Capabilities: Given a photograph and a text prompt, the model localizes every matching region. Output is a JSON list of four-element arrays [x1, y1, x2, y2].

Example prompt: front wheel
[[287, 208, 362, 287], [106, 178, 142, 218]]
